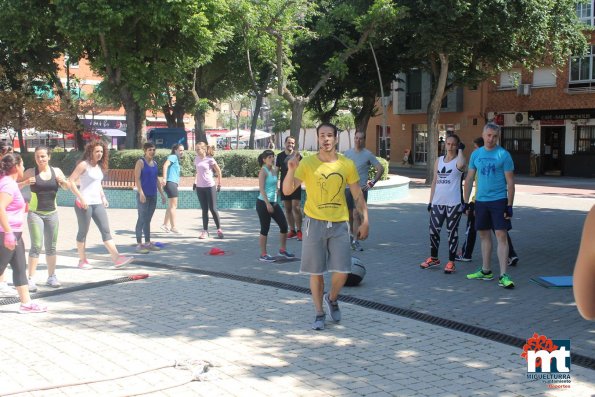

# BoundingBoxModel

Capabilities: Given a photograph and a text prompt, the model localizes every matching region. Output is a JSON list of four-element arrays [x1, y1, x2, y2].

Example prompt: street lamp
[[369, 43, 388, 159]]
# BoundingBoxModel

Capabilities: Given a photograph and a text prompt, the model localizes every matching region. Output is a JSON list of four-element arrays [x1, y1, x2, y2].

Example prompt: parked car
[[230, 140, 247, 149]]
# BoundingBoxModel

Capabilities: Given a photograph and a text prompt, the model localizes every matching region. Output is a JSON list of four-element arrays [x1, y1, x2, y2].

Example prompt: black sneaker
[[507, 256, 519, 266]]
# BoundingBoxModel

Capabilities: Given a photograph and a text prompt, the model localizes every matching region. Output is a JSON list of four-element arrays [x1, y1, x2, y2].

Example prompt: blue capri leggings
[[28, 211, 59, 258], [75, 204, 113, 242]]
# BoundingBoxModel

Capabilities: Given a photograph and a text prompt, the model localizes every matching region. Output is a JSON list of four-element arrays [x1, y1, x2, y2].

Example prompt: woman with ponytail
[[256, 150, 293, 262], [194, 142, 223, 239], [0, 153, 47, 313]]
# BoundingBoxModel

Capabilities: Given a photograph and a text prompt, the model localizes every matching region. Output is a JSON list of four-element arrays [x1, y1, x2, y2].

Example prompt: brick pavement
[[1, 175, 594, 395], [1, 257, 593, 396]]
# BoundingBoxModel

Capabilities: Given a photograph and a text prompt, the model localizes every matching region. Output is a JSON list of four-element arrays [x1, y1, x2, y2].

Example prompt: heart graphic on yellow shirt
[[316, 172, 344, 208]]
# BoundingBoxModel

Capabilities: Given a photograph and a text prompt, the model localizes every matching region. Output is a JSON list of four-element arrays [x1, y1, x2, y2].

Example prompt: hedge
[[33, 148, 388, 180]]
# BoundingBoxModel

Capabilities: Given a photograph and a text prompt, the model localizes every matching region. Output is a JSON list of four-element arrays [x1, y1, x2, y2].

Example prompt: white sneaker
[[160, 224, 170, 233], [0, 282, 17, 298], [46, 275, 61, 288], [28, 278, 38, 293]]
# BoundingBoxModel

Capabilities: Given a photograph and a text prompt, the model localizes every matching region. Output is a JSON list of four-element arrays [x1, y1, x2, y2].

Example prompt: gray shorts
[[300, 217, 351, 275]]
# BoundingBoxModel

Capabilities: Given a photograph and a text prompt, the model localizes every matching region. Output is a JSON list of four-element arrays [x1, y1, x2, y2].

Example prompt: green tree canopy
[[394, 0, 587, 181], [55, 0, 230, 148]]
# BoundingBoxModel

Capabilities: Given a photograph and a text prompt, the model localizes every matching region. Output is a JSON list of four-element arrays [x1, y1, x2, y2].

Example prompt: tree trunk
[[174, 102, 185, 128], [289, 99, 306, 147], [121, 90, 144, 149], [426, 104, 440, 183], [425, 54, 449, 183], [354, 94, 376, 135], [302, 127, 307, 150], [17, 108, 25, 152], [163, 105, 176, 128], [75, 116, 85, 151], [194, 108, 207, 144], [249, 94, 263, 149]]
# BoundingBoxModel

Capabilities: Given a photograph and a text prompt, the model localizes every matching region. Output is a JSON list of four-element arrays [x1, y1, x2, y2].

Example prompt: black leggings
[[256, 199, 288, 236], [196, 186, 220, 230], [429, 204, 462, 261], [0, 232, 27, 287]]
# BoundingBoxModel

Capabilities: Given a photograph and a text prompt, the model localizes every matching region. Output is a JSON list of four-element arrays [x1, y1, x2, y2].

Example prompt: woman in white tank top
[[420, 134, 466, 274], [69, 141, 133, 269]]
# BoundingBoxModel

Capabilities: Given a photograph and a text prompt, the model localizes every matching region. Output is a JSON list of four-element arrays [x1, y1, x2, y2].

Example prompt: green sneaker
[[498, 273, 515, 289], [466, 268, 494, 280]]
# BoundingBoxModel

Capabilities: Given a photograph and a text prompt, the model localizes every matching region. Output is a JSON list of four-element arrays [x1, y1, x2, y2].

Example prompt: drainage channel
[[0, 274, 149, 306], [3, 260, 594, 372]]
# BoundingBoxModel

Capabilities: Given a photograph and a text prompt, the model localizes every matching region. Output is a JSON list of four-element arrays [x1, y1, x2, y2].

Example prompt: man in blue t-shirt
[[463, 122, 516, 289]]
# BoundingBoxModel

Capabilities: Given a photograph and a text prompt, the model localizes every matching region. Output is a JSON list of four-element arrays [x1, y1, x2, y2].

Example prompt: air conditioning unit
[[514, 112, 529, 125], [517, 84, 531, 96], [487, 112, 495, 121]]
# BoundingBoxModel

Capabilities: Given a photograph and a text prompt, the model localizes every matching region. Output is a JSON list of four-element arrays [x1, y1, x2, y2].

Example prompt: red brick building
[[367, 10, 595, 178], [487, 31, 595, 177]]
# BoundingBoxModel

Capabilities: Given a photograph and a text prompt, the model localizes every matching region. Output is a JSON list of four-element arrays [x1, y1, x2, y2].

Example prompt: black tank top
[[29, 166, 59, 213]]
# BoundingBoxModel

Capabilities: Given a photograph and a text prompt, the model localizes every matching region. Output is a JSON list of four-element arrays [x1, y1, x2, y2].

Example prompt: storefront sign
[[539, 119, 565, 126], [529, 109, 595, 121], [81, 119, 127, 130]]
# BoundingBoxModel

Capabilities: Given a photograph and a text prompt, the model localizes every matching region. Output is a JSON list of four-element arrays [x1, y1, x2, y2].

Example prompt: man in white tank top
[[420, 134, 466, 274]]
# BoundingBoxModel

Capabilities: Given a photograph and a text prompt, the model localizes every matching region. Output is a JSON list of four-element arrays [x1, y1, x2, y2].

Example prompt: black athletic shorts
[[164, 181, 179, 198]]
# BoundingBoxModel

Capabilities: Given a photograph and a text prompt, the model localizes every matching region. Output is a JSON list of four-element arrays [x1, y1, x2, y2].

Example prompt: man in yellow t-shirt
[[283, 122, 369, 331]]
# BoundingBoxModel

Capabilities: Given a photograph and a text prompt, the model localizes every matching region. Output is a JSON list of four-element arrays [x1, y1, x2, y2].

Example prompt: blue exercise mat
[[530, 276, 573, 288]]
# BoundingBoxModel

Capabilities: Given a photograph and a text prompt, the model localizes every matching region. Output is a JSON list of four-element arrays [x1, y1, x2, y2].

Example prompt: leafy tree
[[250, 0, 399, 147], [0, 0, 84, 150], [395, 0, 587, 182], [269, 94, 291, 146], [333, 111, 355, 150], [55, 0, 229, 148], [0, 66, 80, 148], [188, 31, 253, 144]]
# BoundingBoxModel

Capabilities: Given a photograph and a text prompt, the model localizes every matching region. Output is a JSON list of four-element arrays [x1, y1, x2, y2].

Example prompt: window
[[501, 127, 532, 154], [576, 1, 594, 26], [375, 125, 391, 159], [441, 95, 448, 109], [413, 124, 428, 164], [500, 69, 521, 89], [405, 69, 422, 110], [576, 126, 595, 153], [570, 46, 595, 82], [532, 67, 556, 87]]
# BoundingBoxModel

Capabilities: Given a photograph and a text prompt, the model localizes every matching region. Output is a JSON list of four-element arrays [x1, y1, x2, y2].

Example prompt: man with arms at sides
[[283, 123, 369, 330], [463, 122, 516, 289], [276, 136, 303, 240], [344, 131, 384, 251]]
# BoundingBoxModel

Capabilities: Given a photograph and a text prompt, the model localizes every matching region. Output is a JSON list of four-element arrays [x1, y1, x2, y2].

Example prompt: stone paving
[[0, 174, 594, 396]]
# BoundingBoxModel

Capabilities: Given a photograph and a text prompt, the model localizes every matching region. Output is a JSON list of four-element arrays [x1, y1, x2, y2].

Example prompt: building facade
[[367, 3, 595, 178], [487, 31, 595, 177], [365, 70, 486, 167]]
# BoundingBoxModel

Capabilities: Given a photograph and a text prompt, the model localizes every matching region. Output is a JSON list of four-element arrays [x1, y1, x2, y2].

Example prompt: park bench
[[102, 169, 135, 189]]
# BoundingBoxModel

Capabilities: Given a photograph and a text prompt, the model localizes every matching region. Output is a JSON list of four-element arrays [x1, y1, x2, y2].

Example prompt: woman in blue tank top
[[134, 142, 166, 254], [256, 150, 294, 262]]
